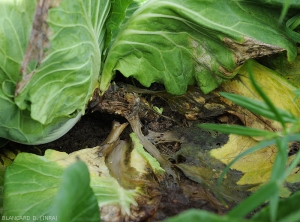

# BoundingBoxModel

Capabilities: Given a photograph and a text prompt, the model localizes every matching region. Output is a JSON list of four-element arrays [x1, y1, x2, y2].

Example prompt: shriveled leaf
[[175, 160, 252, 205], [163, 122, 300, 201], [100, 0, 297, 95], [156, 86, 226, 120], [152, 124, 254, 204], [154, 60, 300, 129]]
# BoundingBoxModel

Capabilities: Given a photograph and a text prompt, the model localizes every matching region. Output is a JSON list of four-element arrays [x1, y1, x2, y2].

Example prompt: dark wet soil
[[2, 83, 229, 221], [3, 112, 119, 155]]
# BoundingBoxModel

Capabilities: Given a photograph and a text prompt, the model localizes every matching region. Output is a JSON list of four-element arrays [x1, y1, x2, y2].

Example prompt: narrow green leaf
[[215, 132, 300, 199], [198, 124, 277, 137], [219, 92, 297, 123], [294, 89, 300, 101], [279, 0, 291, 23], [278, 211, 300, 222], [255, 0, 300, 9], [271, 137, 288, 182], [50, 161, 100, 222], [246, 61, 286, 128], [268, 137, 289, 222], [253, 190, 300, 222], [216, 138, 277, 202], [165, 209, 244, 222], [285, 13, 300, 43], [228, 182, 279, 218], [285, 132, 300, 141], [288, 13, 300, 30], [269, 192, 280, 222]]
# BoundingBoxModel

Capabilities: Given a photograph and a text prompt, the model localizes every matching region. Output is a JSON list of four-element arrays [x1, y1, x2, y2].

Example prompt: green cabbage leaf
[[1, 0, 299, 144], [3, 133, 161, 221], [100, 0, 298, 95], [0, 0, 111, 144]]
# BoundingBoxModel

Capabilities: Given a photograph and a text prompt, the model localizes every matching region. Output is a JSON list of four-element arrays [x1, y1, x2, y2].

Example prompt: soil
[[2, 82, 230, 221], [4, 112, 121, 155]]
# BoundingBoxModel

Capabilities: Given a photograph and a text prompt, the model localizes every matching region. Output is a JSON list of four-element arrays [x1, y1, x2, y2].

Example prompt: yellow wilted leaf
[[206, 60, 300, 196], [286, 167, 300, 183], [53, 147, 107, 177], [210, 134, 298, 195], [220, 60, 300, 133], [210, 134, 277, 185]]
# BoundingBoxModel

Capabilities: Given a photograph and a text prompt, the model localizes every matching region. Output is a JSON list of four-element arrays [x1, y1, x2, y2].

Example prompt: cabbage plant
[[0, 0, 299, 145]]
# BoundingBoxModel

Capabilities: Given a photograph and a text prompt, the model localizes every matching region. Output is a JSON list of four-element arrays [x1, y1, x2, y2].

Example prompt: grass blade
[[198, 124, 277, 137], [220, 92, 297, 123], [246, 61, 286, 127], [278, 210, 300, 222], [216, 138, 277, 202], [271, 137, 288, 182], [288, 13, 300, 30], [228, 181, 279, 218], [268, 137, 288, 222], [279, 0, 291, 23], [285, 13, 300, 43]]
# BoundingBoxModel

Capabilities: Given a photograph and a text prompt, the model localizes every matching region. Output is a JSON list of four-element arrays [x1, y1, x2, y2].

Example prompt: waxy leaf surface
[[100, 0, 297, 95]]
